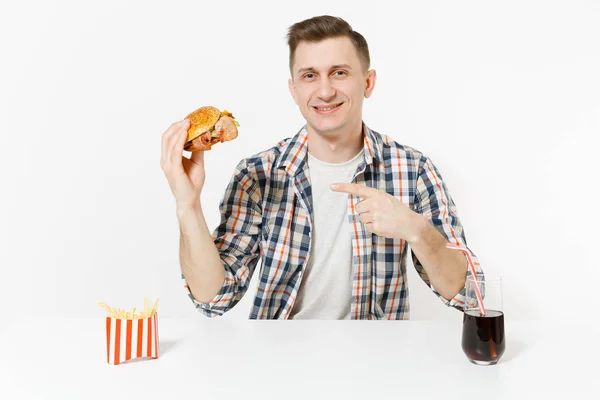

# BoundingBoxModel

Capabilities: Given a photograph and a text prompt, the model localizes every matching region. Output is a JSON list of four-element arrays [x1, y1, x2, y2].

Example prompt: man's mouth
[[312, 102, 343, 113]]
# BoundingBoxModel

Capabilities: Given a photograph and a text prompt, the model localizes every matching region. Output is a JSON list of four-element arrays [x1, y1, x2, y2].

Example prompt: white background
[[1, 0, 598, 326]]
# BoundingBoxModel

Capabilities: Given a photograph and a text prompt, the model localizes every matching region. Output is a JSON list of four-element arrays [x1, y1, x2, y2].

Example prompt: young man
[[160, 15, 482, 319]]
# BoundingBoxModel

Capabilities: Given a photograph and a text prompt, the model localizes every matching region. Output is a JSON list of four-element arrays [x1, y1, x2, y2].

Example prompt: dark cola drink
[[461, 309, 505, 365]]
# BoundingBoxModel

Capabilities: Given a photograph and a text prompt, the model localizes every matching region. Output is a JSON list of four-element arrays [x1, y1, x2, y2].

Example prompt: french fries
[[98, 298, 159, 319]]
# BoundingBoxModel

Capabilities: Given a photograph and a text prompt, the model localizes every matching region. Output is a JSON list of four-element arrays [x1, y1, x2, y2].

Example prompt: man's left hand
[[330, 182, 425, 242]]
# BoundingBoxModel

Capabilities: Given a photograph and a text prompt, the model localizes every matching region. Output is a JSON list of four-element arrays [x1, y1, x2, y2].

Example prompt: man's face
[[288, 36, 376, 138]]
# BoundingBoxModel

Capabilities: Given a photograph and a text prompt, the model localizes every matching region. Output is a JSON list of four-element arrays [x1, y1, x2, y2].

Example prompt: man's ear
[[288, 79, 298, 105], [364, 69, 377, 98]]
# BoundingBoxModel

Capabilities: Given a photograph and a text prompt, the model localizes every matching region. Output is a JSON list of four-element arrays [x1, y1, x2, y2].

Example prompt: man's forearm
[[408, 216, 468, 301], [177, 205, 225, 303]]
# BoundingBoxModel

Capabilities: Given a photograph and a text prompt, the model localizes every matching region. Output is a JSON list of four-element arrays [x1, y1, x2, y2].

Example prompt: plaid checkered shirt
[[183, 124, 483, 319]]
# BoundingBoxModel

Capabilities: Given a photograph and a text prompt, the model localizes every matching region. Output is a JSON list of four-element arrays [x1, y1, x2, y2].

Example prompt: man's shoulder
[[371, 129, 427, 164], [232, 136, 294, 178], [247, 137, 291, 164]]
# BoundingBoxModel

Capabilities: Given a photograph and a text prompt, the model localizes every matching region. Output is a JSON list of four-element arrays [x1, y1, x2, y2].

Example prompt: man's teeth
[[316, 104, 339, 111]]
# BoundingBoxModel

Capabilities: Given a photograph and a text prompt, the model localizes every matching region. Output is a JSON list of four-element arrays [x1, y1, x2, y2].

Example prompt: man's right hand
[[160, 119, 206, 211]]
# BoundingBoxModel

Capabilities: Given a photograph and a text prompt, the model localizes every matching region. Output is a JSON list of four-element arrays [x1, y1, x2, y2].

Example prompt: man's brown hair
[[286, 15, 371, 76]]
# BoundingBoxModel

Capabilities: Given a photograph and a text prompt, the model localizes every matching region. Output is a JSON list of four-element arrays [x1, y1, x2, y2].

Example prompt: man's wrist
[[405, 213, 429, 246], [176, 201, 202, 219]]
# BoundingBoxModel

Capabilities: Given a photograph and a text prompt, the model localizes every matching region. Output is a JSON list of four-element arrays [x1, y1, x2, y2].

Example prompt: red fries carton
[[99, 298, 160, 365]]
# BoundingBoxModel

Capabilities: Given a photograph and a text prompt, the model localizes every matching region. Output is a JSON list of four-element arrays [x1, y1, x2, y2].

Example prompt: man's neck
[[306, 122, 364, 164]]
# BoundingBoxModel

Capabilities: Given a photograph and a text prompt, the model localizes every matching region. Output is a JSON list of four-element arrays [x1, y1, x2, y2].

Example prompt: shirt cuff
[[183, 274, 235, 318], [432, 269, 469, 311]]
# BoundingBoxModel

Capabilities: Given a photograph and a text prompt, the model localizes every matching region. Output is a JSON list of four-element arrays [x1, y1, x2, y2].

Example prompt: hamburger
[[183, 106, 240, 152]]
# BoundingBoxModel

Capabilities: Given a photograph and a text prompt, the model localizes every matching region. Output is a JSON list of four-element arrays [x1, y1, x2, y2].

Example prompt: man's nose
[[317, 78, 336, 101]]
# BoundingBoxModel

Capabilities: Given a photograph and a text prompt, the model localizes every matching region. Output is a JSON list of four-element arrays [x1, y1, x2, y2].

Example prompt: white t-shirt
[[289, 149, 364, 319]]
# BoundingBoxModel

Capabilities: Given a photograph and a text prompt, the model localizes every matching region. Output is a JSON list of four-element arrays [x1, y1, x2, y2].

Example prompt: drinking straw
[[445, 243, 486, 316]]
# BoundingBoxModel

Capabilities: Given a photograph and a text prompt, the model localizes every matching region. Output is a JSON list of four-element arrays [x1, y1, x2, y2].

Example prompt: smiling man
[[162, 15, 483, 319]]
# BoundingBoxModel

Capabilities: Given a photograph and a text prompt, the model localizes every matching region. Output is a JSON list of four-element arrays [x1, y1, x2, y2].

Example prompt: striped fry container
[[105, 313, 159, 365]]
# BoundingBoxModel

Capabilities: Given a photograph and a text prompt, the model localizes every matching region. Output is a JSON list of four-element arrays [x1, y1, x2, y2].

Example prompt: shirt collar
[[274, 123, 383, 176]]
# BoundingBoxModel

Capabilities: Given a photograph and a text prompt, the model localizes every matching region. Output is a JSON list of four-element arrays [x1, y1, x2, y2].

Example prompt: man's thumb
[[189, 148, 205, 166]]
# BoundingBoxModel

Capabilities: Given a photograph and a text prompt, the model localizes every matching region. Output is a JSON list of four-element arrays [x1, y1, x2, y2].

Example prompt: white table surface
[[0, 317, 597, 399]]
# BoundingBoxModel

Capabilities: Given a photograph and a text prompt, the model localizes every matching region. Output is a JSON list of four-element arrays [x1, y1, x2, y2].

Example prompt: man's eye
[[304, 73, 315, 79], [333, 70, 347, 76]]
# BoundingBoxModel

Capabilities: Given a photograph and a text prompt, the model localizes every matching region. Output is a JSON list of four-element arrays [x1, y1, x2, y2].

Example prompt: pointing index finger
[[330, 183, 376, 198]]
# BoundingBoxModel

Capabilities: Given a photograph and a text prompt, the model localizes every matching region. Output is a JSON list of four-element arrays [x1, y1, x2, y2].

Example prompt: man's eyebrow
[[331, 64, 352, 70], [297, 66, 316, 74], [296, 64, 353, 74]]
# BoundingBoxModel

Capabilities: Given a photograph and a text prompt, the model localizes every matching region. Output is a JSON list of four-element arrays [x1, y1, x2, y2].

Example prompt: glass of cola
[[461, 275, 505, 366]]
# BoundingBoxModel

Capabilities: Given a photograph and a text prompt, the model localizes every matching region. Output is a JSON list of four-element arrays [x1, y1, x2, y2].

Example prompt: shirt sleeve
[[411, 156, 484, 311], [183, 159, 263, 318]]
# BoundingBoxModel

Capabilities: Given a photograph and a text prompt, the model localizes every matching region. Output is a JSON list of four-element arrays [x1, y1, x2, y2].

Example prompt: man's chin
[[307, 123, 345, 137]]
